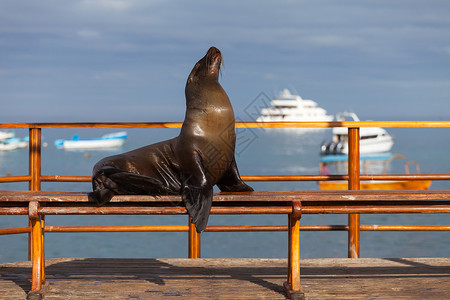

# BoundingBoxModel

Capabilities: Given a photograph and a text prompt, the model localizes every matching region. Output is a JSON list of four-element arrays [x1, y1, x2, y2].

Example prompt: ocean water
[[0, 127, 449, 263]]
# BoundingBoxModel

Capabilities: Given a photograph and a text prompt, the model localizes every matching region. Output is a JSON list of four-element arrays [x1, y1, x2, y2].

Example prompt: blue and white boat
[[0, 131, 29, 151], [55, 131, 127, 150]]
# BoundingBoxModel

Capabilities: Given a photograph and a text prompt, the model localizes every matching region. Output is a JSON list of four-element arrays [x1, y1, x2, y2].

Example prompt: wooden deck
[[1, 257, 449, 299]]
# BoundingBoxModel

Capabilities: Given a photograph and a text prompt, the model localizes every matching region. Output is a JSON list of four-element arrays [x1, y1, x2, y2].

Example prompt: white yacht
[[320, 112, 394, 155], [256, 89, 334, 123]]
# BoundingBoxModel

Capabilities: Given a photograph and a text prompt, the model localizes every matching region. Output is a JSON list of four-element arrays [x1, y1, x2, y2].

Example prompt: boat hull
[[318, 180, 432, 191], [0, 131, 15, 140], [256, 115, 334, 122], [55, 131, 127, 150], [60, 139, 125, 150], [321, 136, 394, 155], [0, 138, 29, 151], [0, 143, 19, 151], [342, 136, 394, 154]]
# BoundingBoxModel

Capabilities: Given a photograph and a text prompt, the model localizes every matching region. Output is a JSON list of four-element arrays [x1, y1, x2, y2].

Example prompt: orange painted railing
[[1, 121, 450, 259]]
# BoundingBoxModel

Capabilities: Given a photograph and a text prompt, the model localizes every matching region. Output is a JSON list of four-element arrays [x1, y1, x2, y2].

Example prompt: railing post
[[348, 127, 360, 258], [28, 201, 44, 299], [284, 201, 305, 299], [188, 217, 201, 258], [28, 128, 42, 261], [29, 127, 42, 191]]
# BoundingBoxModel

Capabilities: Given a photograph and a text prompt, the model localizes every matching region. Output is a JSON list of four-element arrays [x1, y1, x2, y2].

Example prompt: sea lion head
[[186, 46, 222, 85]]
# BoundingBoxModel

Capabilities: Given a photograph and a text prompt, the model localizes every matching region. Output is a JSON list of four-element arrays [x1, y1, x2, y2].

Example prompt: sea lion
[[90, 46, 253, 233]]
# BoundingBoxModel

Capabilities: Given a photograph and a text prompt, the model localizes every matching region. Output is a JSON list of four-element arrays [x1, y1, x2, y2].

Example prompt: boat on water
[[0, 131, 29, 151], [0, 131, 15, 140], [0, 137, 29, 151], [320, 112, 394, 155], [55, 131, 127, 150], [256, 89, 334, 125], [318, 153, 432, 190], [319, 179, 431, 190]]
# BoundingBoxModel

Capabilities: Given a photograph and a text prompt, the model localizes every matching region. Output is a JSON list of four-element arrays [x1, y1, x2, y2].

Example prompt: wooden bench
[[1, 190, 450, 300]]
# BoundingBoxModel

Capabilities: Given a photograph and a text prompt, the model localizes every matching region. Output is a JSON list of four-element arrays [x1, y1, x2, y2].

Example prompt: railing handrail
[[1, 120, 450, 129]]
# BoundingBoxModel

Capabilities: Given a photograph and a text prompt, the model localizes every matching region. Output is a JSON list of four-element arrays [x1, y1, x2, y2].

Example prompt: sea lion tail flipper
[[182, 185, 213, 233], [217, 157, 254, 192], [90, 166, 121, 205], [91, 166, 172, 205], [107, 171, 172, 195]]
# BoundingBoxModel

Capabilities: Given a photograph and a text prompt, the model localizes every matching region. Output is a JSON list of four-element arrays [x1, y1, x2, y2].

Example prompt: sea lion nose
[[208, 46, 220, 55], [205, 47, 222, 71]]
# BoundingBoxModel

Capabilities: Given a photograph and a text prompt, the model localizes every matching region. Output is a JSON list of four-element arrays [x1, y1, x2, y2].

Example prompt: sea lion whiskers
[[219, 58, 224, 80]]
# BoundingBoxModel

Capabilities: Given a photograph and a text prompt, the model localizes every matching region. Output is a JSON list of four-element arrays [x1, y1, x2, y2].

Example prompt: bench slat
[[1, 190, 450, 203]]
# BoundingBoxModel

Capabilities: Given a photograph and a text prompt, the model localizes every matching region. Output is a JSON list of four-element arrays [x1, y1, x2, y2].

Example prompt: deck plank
[[0, 257, 449, 299]]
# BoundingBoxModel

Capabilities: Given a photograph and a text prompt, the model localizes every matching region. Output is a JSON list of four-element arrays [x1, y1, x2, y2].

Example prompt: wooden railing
[[1, 121, 450, 259]]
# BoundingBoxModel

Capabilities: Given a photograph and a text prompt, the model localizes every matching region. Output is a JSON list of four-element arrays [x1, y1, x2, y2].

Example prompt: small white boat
[[256, 89, 334, 124], [0, 131, 15, 140], [55, 131, 127, 150], [320, 112, 394, 155], [0, 137, 29, 150], [0, 131, 29, 151], [0, 140, 19, 151]]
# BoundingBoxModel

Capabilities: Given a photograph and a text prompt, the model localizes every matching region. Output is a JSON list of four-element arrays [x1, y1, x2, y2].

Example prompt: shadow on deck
[[1, 257, 449, 299]]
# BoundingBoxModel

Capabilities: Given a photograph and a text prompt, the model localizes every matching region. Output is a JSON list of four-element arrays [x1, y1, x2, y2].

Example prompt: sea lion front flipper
[[182, 185, 213, 233], [180, 153, 213, 233], [217, 157, 254, 192]]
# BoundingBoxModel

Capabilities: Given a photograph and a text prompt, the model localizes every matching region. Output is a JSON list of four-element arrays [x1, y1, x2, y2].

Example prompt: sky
[[1, 0, 450, 123]]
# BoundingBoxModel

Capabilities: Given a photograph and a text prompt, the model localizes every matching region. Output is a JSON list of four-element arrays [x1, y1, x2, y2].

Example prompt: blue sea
[[0, 127, 449, 263]]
